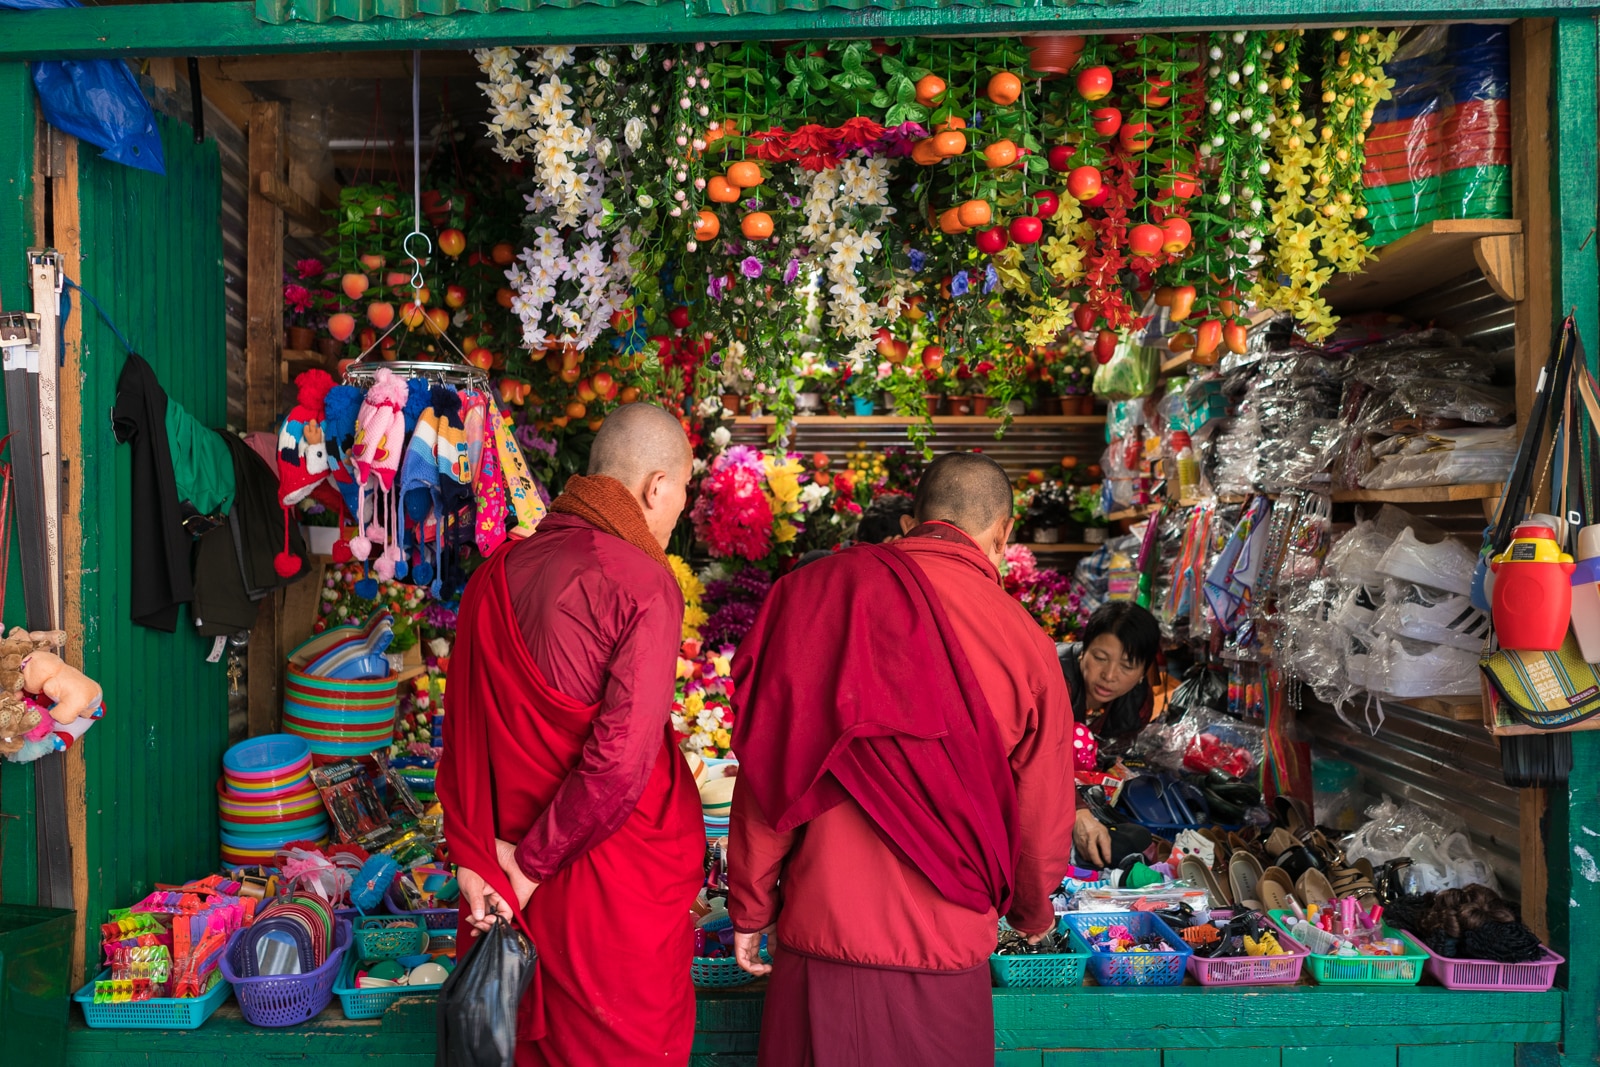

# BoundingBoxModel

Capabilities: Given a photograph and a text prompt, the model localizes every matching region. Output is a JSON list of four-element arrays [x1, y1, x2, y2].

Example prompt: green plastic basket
[[74, 969, 231, 1030], [989, 924, 1090, 988], [333, 953, 443, 1021], [691, 949, 770, 989], [1267, 911, 1426, 985], [353, 915, 429, 960], [1, 904, 75, 1061]]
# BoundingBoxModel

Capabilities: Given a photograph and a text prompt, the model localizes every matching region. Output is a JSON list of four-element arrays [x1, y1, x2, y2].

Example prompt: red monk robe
[[729, 524, 1076, 1067], [438, 511, 705, 1067]]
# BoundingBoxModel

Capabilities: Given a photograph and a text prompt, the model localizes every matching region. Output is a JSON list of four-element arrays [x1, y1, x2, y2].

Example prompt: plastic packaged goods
[[1368, 634, 1481, 698], [1355, 379, 1515, 432], [1373, 581, 1492, 651], [1375, 527, 1480, 597]]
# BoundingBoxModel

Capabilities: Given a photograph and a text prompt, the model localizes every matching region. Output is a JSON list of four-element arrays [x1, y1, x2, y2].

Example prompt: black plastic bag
[[437, 918, 537, 1067], [1164, 663, 1227, 721]]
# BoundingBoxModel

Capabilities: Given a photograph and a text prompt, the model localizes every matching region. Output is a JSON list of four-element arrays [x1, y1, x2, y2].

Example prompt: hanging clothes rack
[[342, 50, 487, 395]]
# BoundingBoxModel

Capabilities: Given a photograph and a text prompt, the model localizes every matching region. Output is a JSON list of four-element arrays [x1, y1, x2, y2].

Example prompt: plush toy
[[0, 630, 103, 763], [0, 629, 64, 758], [21, 650, 103, 725]]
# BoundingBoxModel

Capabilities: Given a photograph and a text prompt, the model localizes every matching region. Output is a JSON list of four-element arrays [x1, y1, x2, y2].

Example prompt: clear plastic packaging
[[1355, 379, 1514, 431], [1368, 634, 1481, 697], [1375, 527, 1479, 597], [1359, 425, 1516, 489], [1372, 579, 1491, 651]]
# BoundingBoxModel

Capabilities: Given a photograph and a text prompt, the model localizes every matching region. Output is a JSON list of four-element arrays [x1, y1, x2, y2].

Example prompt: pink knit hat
[[352, 368, 408, 490]]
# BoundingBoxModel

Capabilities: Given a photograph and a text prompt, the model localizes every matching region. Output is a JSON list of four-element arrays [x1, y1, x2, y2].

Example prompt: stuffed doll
[[0, 630, 104, 763]]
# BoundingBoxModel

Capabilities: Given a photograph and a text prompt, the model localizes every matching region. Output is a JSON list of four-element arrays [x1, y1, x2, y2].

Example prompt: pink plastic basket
[[1403, 932, 1564, 991], [1187, 916, 1310, 987], [219, 919, 350, 1027]]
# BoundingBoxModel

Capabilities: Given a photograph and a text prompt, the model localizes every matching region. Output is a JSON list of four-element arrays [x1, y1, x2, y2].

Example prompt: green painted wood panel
[[1167, 1048, 1280, 1067], [1045, 1050, 1160, 1067], [1283, 1046, 1397, 1067], [996, 1053, 1043, 1067], [255, 0, 1081, 27], [0, 61, 38, 906], [8, 0, 1600, 61], [1398, 1044, 1518, 1067], [73, 112, 228, 960]]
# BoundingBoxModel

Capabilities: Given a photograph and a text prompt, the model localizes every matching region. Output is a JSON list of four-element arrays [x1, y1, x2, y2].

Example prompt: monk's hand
[[1073, 807, 1112, 869], [734, 928, 774, 977], [457, 864, 514, 935], [495, 837, 541, 911]]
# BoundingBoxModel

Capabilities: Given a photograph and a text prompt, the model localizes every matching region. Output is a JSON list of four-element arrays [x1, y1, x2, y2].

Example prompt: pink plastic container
[[1186, 915, 1311, 986], [1403, 931, 1564, 991]]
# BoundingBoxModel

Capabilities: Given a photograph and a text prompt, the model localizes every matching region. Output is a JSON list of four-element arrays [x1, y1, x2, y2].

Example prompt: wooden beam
[[1473, 233, 1526, 302], [245, 101, 284, 739], [1510, 20, 1552, 425], [180, 58, 257, 137], [0, 1, 1552, 62], [217, 49, 478, 81], [257, 170, 323, 232]]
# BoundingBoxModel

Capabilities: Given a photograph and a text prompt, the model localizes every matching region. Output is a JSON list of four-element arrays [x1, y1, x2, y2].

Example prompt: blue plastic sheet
[[0, 0, 165, 175]]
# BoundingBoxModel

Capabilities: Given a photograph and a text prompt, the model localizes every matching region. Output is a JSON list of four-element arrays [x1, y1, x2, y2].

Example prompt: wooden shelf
[[733, 415, 1105, 427], [1107, 504, 1161, 522], [1399, 695, 1483, 722], [1160, 353, 1192, 375], [1322, 219, 1523, 313], [1331, 482, 1502, 504]]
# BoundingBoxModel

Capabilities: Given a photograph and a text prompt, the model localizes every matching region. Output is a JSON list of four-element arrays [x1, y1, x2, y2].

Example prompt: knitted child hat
[[352, 368, 409, 490], [273, 369, 335, 577]]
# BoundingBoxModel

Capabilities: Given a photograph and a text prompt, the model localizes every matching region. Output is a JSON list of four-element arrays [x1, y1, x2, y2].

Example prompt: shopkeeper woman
[[1059, 602, 1161, 867]]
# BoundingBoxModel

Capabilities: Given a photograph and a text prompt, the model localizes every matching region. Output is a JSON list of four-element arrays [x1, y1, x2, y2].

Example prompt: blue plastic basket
[[333, 953, 443, 1021], [220, 919, 350, 1027], [74, 969, 231, 1030], [1061, 911, 1193, 987], [989, 921, 1091, 988]]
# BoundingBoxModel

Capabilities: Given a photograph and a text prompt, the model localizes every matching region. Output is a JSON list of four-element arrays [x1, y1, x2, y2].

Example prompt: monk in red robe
[[438, 403, 704, 1067], [727, 452, 1079, 1067]]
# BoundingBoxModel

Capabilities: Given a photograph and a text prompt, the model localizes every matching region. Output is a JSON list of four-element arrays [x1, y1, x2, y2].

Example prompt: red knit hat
[[274, 369, 336, 577]]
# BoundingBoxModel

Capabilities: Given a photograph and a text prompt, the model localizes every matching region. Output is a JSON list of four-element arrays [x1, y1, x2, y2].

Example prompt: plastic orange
[[727, 161, 764, 188], [707, 176, 741, 203], [915, 74, 947, 106], [693, 210, 721, 239], [933, 130, 968, 157], [911, 138, 944, 166], [934, 115, 967, 133], [565, 401, 587, 420], [939, 207, 968, 234], [956, 199, 993, 228], [983, 139, 1019, 169], [986, 71, 1023, 106], [741, 212, 774, 239]]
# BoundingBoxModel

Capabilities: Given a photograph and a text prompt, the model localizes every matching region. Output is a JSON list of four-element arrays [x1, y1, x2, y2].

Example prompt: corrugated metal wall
[[1305, 266, 1524, 894], [74, 113, 229, 942]]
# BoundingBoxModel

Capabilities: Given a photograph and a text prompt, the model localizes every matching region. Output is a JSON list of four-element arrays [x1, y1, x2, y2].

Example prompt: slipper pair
[[1226, 851, 1336, 911]]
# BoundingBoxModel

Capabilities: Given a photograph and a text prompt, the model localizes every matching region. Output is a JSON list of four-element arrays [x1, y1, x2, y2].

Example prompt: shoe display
[[1375, 580, 1491, 651], [1370, 635, 1480, 698], [1376, 527, 1479, 596]]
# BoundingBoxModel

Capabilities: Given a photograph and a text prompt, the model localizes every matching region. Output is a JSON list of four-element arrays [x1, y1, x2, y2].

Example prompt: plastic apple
[[1032, 190, 1061, 220], [1091, 107, 1122, 137], [1076, 65, 1114, 101], [592, 371, 617, 399], [611, 308, 636, 332], [492, 243, 515, 266], [921, 345, 946, 370], [438, 229, 467, 257], [1119, 123, 1155, 153], [1047, 144, 1076, 171], [577, 378, 599, 403], [359, 254, 385, 272], [425, 307, 450, 335], [1008, 216, 1044, 245], [341, 273, 370, 300], [399, 302, 427, 329], [444, 285, 468, 309], [366, 302, 395, 329], [1066, 166, 1103, 201], [327, 313, 356, 342], [466, 348, 495, 370], [1161, 217, 1193, 254], [1128, 224, 1165, 256], [975, 226, 1009, 255], [668, 306, 691, 330]]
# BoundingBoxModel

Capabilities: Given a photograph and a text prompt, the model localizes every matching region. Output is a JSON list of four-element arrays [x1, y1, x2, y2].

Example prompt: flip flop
[[1256, 866, 1297, 912], [1180, 854, 1230, 909], [1229, 851, 1265, 909], [1296, 868, 1337, 908]]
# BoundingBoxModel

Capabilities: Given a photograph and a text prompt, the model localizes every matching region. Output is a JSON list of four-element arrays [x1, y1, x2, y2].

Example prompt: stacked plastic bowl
[[218, 735, 329, 866]]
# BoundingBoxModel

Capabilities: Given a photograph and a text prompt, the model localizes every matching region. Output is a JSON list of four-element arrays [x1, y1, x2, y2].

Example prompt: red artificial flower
[[295, 257, 325, 280], [833, 116, 887, 150], [748, 126, 797, 163]]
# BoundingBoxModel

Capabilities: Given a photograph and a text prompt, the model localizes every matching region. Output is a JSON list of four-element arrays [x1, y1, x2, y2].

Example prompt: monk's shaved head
[[913, 452, 1014, 536], [589, 402, 693, 487]]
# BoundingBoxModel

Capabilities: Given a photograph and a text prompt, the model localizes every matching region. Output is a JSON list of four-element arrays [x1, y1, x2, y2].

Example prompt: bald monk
[[727, 452, 1078, 1067], [439, 403, 704, 1067]]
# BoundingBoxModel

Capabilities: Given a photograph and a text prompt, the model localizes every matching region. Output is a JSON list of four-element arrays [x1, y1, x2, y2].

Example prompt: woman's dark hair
[[857, 494, 914, 545], [1081, 602, 1160, 669]]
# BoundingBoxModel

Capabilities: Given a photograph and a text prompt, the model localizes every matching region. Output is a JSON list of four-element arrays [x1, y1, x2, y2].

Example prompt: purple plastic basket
[[220, 919, 350, 1027], [1404, 931, 1565, 991], [383, 881, 459, 932], [1187, 915, 1310, 986]]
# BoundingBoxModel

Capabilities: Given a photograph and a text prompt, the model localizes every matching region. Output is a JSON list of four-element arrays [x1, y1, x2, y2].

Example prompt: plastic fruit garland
[[1076, 65, 1114, 101]]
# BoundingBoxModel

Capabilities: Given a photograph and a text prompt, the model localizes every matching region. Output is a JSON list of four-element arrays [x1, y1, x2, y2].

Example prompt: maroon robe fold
[[731, 542, 1020, 916]]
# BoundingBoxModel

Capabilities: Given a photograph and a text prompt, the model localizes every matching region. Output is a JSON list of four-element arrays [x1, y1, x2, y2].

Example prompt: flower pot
[[1023, 35, 1085, 76], [1032, 527, 1063, 544], [722, 394, 743, 415], [851, 396, 876, 416], [1006, 399, 1027, 416], [1056, 396, 1078, 416], [796, 392, 822, 413], [1085, 526, 1108, 544], [299, 525, 341, 558], [317, 337, 344, 360], [948, 396, 976, 416], [970, 396, 992, 415], [287, 326, 316, 351], [924, 394, 945, 416]]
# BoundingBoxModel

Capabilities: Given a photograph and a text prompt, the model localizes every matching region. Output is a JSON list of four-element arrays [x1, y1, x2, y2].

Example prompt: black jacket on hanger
[[111, 353, 193, 631]]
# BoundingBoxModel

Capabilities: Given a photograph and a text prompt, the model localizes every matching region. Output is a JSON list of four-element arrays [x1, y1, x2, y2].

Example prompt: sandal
[[1273, 795, 1313, 837], [1229, 851, 1266, 910], [1296, 868, 1337, 908], [1256, 866, 1297, 912], [1328, 861, 1380, 909], [1180, 854, 1231, 910]]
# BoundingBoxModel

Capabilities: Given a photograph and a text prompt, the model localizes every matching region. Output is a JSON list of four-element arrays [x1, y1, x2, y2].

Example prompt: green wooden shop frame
[[0, 6, 1594, 1066]]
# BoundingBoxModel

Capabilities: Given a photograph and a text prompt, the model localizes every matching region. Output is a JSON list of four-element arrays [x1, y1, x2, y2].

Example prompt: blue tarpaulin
[[0, 0, 165, 175]]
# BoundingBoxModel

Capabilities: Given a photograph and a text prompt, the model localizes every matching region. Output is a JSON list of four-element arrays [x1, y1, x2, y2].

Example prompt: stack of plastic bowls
[[218, 735, 329, 866], [283, 664, 401, 759]]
